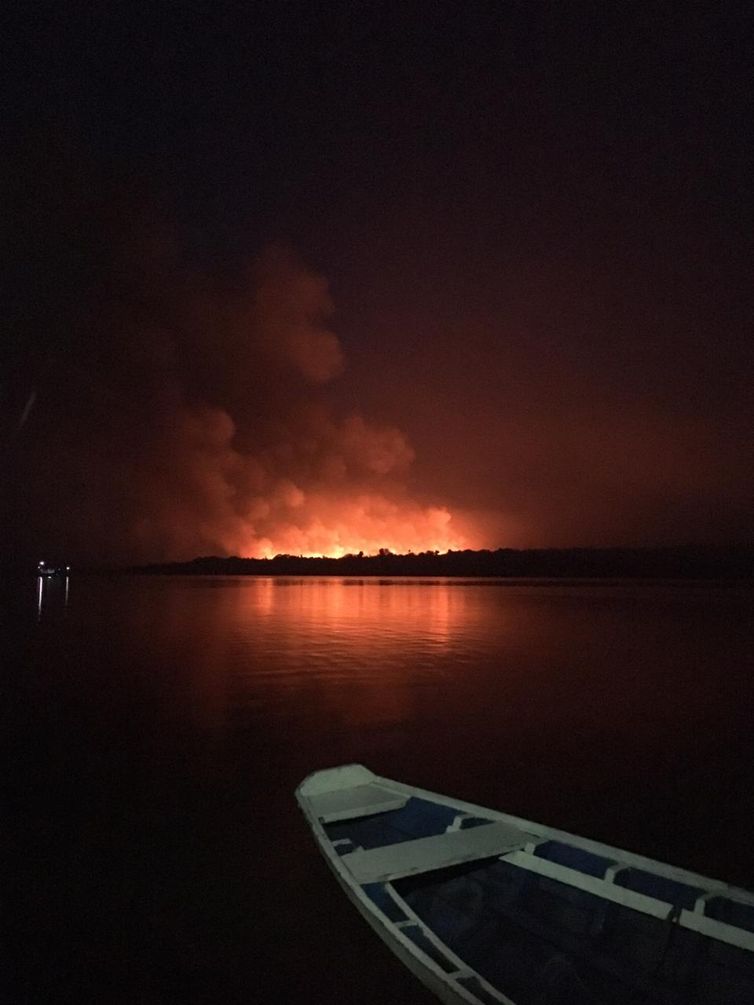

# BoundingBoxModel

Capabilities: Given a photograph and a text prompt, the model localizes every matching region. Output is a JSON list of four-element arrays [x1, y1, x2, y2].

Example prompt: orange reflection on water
[[234, 576, 466, 647], [249, 576, 275, 616], [228, 578, 478, 733]]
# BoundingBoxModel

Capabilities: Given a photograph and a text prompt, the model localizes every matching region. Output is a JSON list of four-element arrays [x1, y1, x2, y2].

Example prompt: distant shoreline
[[128, 546, 754, 580]]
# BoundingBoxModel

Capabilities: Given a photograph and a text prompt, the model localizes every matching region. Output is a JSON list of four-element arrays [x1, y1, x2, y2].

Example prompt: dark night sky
[[3, 2, 752, 562]]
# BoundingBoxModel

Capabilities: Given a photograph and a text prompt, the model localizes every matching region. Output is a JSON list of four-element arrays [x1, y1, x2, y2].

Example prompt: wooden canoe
[[296, 764, 754, 1004]]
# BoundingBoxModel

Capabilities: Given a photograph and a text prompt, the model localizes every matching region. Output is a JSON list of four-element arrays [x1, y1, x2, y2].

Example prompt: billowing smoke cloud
[[5, 222, 469, 563]]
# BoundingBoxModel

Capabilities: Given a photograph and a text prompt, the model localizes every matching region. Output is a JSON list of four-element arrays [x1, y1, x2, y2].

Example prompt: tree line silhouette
[[135, 545, 753, 579]]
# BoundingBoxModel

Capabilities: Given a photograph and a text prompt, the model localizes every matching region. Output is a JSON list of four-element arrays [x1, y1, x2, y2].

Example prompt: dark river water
[[3, 574, 753, 1003]]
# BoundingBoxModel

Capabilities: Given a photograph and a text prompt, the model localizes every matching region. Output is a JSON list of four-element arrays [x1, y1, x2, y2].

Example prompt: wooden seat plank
[[311, 784, 409, 823], [343, 821, 536, 884]]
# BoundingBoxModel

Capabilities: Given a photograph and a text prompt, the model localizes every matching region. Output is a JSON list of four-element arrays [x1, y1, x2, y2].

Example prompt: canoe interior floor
[[393, 859, 754, 1005]]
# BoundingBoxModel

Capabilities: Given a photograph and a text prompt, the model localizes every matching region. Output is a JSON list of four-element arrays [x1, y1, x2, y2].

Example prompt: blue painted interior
[[534, 840, 614, 878], [325, 797, 464, 850], [456, 974, 503, 1005], [613, 868, 702, 910], [400, 924, 458, 973], [362, 883, 408, 923], [706, 898, 754, 934]]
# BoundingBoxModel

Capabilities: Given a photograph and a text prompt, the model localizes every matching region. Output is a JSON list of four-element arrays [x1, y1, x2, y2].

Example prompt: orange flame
[[237, 493, 470, 558]]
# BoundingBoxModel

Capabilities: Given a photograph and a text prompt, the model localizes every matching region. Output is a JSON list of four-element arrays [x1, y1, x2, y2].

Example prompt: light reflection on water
[[233, 576, 462, 643], [9, 573, 754, 1003], [32, 575, 752, 740], [35, 572, 71, 620], [31, 574, 753, 839], [27, 575, 754, 780]]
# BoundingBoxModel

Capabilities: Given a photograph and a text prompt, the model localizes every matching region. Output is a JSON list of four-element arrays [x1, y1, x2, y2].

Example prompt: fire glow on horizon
[[239, 498, 469, 559]]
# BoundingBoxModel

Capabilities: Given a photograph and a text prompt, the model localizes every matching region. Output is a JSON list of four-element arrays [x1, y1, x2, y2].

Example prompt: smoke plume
[[5, 220, 468, 563]]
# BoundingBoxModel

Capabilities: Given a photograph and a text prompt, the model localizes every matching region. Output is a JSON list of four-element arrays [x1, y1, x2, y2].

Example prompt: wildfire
[[238, 494, 469, 559]]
